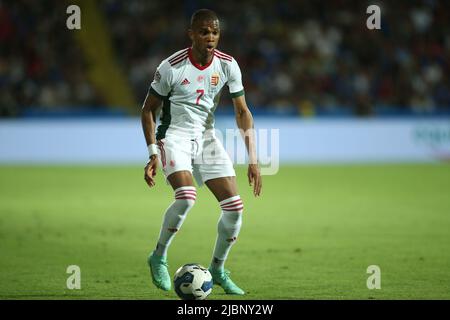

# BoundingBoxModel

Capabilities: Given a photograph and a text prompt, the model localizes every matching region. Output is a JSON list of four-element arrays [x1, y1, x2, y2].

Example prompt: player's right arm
[[141, 93, 162, 188], [142, 61, 173, 188]]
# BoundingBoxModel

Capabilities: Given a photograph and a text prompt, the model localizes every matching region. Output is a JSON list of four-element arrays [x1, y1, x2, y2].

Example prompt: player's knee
[[174, 186, 197, 210], [219, 195, 244, 215]]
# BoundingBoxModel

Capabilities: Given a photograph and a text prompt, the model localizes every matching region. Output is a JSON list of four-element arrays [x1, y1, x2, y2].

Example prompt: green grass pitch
[[0, 164, 449, 300]]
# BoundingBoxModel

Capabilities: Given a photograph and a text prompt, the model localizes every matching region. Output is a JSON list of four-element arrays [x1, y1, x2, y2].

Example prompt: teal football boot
[[148, 252, 171, 291], [209, 267, 245, 295]]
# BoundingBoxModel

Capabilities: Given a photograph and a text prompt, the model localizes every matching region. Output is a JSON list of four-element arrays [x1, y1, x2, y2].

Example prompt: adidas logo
[[181, 78, 190, 85]]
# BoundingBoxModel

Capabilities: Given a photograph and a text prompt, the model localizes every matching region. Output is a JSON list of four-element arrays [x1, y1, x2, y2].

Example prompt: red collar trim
[[188, 47, 214, 70]]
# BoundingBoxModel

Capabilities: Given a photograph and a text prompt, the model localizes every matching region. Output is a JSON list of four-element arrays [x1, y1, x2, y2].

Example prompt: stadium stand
[[1, 0, 449, 117]]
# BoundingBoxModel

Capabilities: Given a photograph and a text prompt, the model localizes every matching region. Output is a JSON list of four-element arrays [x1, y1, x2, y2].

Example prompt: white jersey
[[149, 47, 244, 140]]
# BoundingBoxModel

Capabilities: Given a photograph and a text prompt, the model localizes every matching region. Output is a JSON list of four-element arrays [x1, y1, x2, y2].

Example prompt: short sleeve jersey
[[149, 48, 244, 140]]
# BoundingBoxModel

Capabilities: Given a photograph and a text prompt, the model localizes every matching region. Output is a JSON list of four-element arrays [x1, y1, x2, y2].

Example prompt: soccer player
[[141, 9, 262, 295]]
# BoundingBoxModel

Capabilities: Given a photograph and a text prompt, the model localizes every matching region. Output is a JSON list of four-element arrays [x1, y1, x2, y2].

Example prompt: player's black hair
[[190, 9, 219, 28]]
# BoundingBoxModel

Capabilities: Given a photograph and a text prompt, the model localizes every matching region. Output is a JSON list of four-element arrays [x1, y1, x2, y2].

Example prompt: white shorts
[[156, 133, 236, 187]]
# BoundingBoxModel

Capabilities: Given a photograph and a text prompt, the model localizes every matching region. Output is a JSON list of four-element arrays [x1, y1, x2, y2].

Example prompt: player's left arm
[[232, 95, 262, 197]]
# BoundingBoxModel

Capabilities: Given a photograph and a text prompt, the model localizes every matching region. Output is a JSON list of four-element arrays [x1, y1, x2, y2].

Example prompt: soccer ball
[[173, 263, 213, 300]]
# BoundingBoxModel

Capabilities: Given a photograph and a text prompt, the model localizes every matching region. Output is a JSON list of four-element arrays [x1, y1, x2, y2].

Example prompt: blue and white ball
[[173, 263, 213, 300]]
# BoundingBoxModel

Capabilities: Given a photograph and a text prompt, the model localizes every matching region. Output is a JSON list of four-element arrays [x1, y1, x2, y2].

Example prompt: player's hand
[[247, 163, 262, 197], [144, 155, 158, 188]]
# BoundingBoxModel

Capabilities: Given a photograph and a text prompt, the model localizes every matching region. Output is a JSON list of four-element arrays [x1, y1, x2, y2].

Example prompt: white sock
[[211, 195, 243, 270], [154, 186, 196, 257]]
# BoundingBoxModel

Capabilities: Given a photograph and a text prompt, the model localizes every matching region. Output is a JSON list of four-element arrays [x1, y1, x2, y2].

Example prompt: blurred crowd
[[0, 1, 103, 117], [1, 0, 450, 117]]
